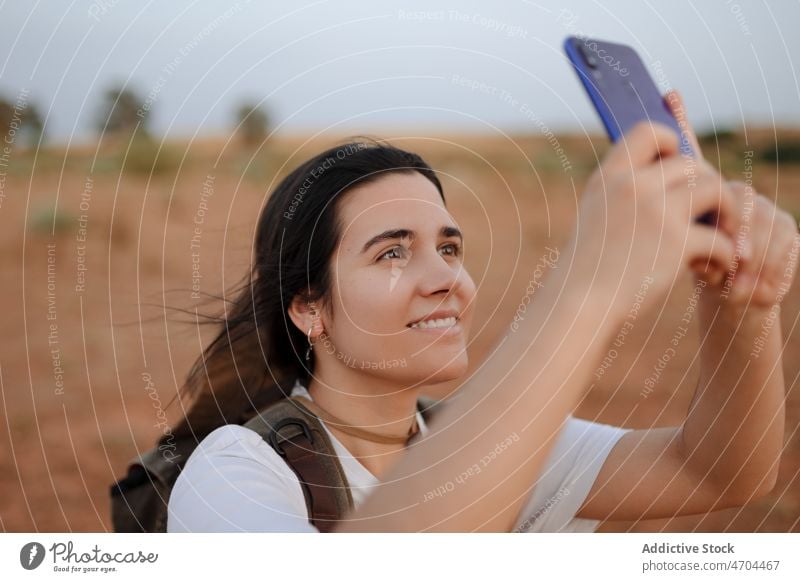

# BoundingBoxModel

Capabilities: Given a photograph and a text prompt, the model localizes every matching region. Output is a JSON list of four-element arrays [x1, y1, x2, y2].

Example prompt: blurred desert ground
[[2, 127, 800, 532]]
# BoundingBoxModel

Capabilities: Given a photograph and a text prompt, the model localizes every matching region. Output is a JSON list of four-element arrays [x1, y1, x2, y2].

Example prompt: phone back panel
[[564, 36, 693, 156]]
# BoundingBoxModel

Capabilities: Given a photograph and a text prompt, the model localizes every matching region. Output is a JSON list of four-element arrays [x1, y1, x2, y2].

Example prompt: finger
[[715, 180, 742, 246], [725, 192, 769, 302], [662, 89, 704, 160], [638, 155, 712, 189], [682, 172, 741, 237], [782, 232, 800, 295], [689, 258, 727, 287], [753, 210, 800, 303], [687, 228, 734, 288], [637, 158, 740, 238], [686, 223, 737, 278], [604, 121, 680, 174], [725, 181, 755, 261]]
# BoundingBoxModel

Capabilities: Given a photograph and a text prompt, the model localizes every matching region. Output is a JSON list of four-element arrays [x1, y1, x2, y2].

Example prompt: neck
[[305, 366, 421, 476]]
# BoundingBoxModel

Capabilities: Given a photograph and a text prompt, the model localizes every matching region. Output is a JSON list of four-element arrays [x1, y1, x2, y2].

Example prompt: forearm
[[335, 261, 621, 532], [682, 299, 785, 498]]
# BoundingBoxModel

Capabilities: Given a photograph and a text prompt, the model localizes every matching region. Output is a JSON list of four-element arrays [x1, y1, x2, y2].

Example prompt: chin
[[419, 356, 469, 384]]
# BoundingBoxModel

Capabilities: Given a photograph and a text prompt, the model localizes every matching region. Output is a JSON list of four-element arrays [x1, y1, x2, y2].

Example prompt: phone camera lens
[[578, 44, 598, 68]]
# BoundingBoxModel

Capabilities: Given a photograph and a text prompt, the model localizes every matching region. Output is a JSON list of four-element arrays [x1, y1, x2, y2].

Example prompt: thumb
[[663, 90, 704, 160]]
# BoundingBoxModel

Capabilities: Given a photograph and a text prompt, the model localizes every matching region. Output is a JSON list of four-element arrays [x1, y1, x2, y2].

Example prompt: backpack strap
[[244, 394, 443, 532], [243, 397, 353, 532], [109, 390, 445, 533]]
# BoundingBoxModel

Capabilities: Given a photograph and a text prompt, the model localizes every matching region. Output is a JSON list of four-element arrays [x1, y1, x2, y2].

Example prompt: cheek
[[458, 273, 478, 318], [461, 270, 477, 297], [335, 272, 409, 333]]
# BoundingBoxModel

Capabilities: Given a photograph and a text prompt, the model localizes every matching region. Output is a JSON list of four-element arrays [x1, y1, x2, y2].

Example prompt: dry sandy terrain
[[1, 130, 799, 532]]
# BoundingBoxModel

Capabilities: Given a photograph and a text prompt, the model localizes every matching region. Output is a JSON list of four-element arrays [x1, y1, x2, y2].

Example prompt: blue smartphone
[[563, 36, 715, 225]]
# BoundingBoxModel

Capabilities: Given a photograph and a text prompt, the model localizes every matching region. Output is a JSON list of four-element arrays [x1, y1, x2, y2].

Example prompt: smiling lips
[[407, 308, 461, 327], [408, 316, 458, 329]]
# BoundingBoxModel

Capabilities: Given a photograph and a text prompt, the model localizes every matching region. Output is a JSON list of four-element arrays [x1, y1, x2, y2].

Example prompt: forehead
[[336, 172, 452, 248]]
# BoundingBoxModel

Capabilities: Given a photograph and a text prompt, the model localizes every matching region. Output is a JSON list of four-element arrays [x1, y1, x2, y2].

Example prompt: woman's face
[[315, 171, 477, 386]]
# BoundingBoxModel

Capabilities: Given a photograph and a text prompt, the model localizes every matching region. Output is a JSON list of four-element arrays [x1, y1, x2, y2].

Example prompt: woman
[[167, 92, 797, 532]]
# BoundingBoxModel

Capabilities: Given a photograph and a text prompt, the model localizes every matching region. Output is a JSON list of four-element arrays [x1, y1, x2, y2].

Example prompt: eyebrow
[[361, 226, 463, 254]]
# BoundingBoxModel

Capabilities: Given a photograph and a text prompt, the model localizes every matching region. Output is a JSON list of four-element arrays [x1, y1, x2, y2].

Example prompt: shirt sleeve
[[513, 415, 632, 533], [167, 425, 319, 532]]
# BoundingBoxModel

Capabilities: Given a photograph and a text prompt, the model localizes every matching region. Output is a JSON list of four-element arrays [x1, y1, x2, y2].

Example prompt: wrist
[[699, 294, 778, 335], [699, 287, 778, 321]]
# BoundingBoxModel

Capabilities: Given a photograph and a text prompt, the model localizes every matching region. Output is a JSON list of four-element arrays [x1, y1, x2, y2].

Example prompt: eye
[[378, 245, 409, 261], [440, 242, 463, 257], [377, 242, 463, 262]]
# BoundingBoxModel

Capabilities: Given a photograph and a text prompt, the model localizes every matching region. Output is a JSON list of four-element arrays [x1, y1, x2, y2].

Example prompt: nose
[[412, 245, 464, 296]]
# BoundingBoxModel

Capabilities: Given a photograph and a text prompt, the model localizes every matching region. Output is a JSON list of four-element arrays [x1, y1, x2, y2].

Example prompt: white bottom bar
[[2, 533, 798, 581]]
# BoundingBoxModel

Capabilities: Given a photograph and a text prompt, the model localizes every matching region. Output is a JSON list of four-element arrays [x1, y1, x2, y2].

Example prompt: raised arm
[[677, 116, 797, 504], [335, 122, 742, 532], [684, 251, 790, 502], [571, 92, 797, 523]]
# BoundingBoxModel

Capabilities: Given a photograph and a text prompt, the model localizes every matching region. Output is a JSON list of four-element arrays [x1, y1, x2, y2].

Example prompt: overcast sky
[[1, 0, 797, 143]]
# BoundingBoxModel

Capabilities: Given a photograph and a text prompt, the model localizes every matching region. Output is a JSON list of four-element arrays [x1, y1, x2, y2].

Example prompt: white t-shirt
[[167, 379, 631, 533]]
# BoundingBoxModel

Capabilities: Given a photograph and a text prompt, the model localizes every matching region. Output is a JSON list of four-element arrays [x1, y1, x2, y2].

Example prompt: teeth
[[410, 316, 457, 329]]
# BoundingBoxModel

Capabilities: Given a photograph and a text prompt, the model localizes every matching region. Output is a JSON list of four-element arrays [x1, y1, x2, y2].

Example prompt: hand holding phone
[[562, 35, 747, 291], [563, 35, 715, 225]]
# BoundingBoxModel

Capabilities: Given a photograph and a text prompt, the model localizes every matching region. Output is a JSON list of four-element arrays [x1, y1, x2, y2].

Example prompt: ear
[[287, 294, 324, 339]]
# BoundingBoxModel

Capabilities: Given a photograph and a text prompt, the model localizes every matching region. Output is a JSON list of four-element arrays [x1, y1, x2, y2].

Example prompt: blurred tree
[[93, 84, 181, 176], [0, 100, 13, 136], [22, 101, 44, 145], [0, 96, 45, 147], [97, 85, 150, 139], [697, 128, 739, 149], [760, 140, 800, 165], [235, 102, 270, 147]]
